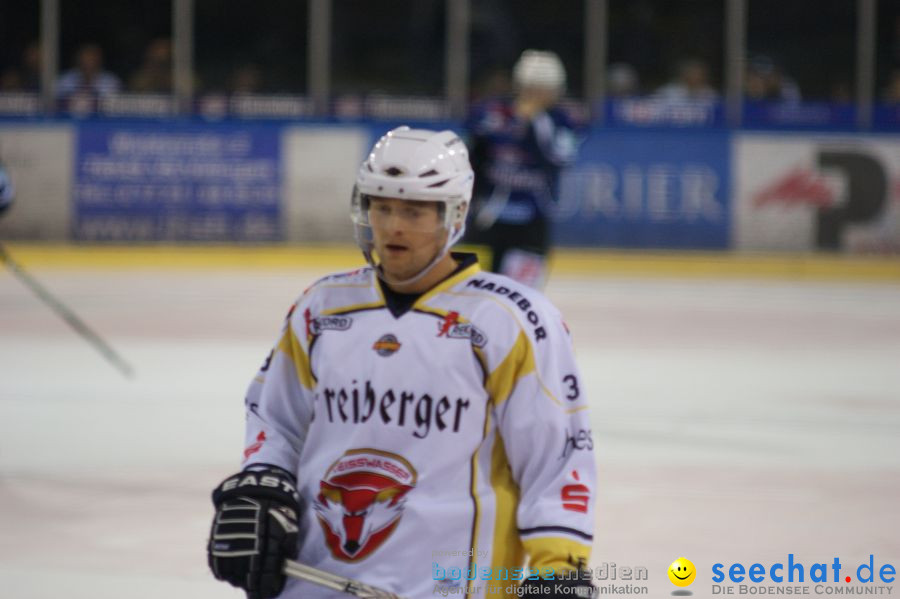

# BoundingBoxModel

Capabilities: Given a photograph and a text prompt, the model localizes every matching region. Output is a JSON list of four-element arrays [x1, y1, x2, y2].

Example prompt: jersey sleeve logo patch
[[561, 470, 591, 514], [242, 430, 266, 460], [436, 311, 487, 348], [372, 334, 401, 357], [314, 449, 417, 561], [305, 308, 353, 336]]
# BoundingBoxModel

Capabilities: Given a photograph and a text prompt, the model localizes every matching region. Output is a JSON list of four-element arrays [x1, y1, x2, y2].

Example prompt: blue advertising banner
[[73, 124, 281, 241], [742, 100, 856, 130], [605, 98, 725, 128], [552, 129, 731, 249], [873, 103, 900, 131]]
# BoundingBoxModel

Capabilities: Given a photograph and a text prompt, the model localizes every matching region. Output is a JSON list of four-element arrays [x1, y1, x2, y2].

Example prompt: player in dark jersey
[[465, 50, 579, 288], [0, 159, 14, 216]]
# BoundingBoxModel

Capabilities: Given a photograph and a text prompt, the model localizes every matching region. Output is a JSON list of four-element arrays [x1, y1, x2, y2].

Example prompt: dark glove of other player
[[208, 467, 300, 599], [520, 572, 595, 599]]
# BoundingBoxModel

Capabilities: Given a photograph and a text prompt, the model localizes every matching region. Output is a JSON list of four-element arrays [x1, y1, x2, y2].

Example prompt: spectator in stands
[[20, 41, 42, 91], [0, 41, 42, 92], [830, 80, 852, 103], [0, 68, 23, 91], [57, 43, 121, 100], [606, 62, 640, 97], [228, 63, 263, 94], [890, 15, 900, 71], [654, 58, 718, 101], [882, 69, 900, 104], [129, 38, 172, 93], [745, 54, 801, 103], [471, 66, 512, 104]]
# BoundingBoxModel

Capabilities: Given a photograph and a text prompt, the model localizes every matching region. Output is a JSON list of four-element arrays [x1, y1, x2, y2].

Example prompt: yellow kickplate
[[1, 243, 898, 281]]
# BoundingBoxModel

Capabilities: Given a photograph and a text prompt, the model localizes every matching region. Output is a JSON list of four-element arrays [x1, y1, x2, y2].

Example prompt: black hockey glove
[[520, 572, 595, 599], [208, 468, 300, 599]]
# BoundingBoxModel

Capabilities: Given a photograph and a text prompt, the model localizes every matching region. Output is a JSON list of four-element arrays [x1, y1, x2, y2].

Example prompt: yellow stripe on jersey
[[442, 287, 587, 414], [485, 330, 535, 407], [486, 434, 524, 597], [411, 304, 447, 320], [412, 260, 482, 310], [522, 537, 592, 574], [472, 346, 489, 383], [320, 300, 385, 316], [316, 283, 374, 290], [277, 323, 316, 390], [465, 406, 493, 599]]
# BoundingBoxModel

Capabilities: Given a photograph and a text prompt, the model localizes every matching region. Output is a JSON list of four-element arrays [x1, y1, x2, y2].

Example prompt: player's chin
[[384, 246, 418, 265], [387, 257, 427, 280], [379, 258, 410, 278]]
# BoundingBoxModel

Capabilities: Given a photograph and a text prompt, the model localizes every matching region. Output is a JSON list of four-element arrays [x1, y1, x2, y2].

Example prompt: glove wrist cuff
[[211, 468, 300, 508]]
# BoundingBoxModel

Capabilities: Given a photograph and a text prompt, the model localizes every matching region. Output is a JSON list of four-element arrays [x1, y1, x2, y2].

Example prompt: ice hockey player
[[207, 126, 596, 599], [465, 49, 580, 288], [0, 159, 14, 216]]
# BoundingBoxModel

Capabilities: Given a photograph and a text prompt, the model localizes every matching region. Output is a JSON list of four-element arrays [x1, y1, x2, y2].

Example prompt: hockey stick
[[472, 185, 511, 231], [0, 242, 134, 379], [283, 559, 407, 599]]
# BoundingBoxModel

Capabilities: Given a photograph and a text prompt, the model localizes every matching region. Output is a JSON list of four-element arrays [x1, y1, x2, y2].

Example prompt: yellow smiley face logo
[[668, 557, 696, 587]]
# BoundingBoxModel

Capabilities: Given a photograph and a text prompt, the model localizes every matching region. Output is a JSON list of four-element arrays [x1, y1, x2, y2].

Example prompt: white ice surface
[[1, 267, 899, 598]]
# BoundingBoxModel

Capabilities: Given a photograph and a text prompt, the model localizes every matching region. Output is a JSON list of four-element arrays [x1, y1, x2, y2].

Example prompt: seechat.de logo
[[712, 555, 896, 585], [710, 554, 897, 595]]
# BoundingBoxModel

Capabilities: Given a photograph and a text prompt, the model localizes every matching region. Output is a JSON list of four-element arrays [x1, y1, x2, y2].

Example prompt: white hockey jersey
[[241, 253, 596, 599]]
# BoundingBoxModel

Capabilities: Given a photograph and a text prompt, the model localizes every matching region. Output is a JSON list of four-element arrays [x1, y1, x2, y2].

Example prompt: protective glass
[[353, 193, 445, 234]]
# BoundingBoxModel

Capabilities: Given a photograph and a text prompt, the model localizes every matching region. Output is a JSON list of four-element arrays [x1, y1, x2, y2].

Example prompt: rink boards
[[2, 122, 900, 255]]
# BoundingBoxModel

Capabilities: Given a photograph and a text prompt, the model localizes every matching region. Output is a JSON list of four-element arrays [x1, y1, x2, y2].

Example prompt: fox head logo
[[314, 449, 417, 561]]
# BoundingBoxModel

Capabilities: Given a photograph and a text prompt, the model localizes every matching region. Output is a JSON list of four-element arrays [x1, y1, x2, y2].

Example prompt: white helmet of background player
[[513, 49, 566, 93], [351, 126, 474, 284]]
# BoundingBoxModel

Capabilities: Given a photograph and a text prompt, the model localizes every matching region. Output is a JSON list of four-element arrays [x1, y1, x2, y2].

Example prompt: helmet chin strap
[[364, 223, 466, 289]]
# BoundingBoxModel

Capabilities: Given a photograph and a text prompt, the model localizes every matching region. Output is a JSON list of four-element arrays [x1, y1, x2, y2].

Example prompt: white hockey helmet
[[351, 126, 474, 283], [513, 49, 566, 92]]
